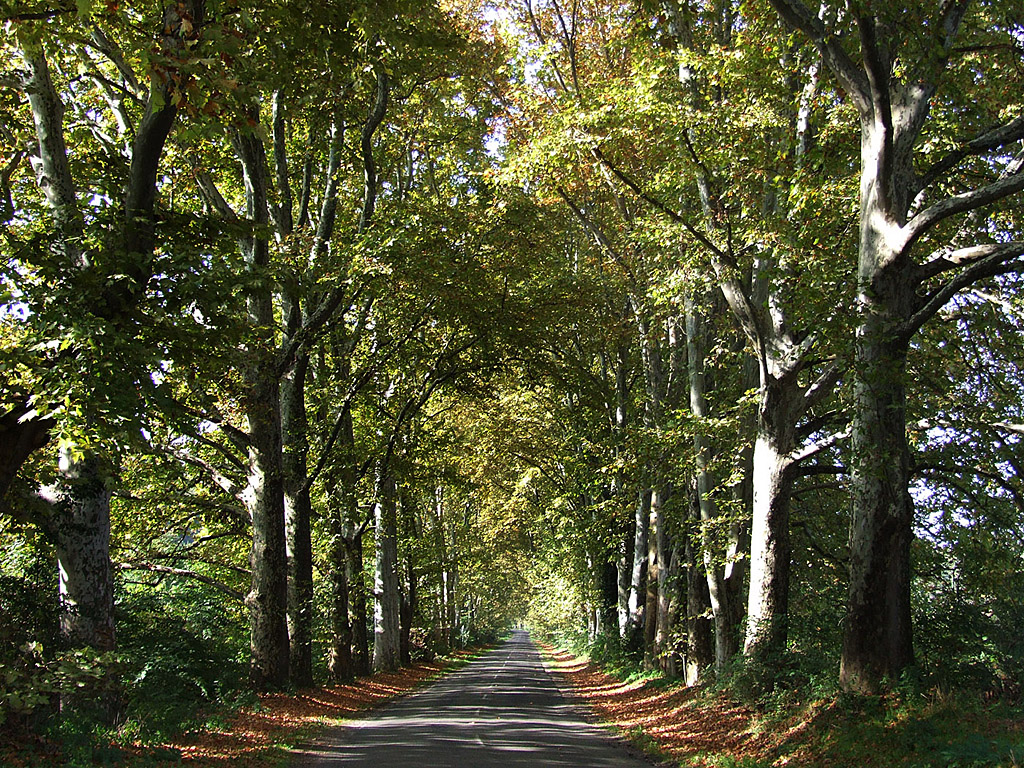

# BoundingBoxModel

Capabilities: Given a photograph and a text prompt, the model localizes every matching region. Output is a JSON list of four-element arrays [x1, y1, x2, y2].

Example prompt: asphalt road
[[291, 629, 654, 767]]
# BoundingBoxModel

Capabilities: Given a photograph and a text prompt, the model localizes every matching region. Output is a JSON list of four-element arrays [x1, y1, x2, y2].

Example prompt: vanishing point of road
[[292, 629, 655, 767]]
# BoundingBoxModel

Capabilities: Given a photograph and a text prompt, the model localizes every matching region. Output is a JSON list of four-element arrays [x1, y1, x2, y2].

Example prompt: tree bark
[[243, 359, 290, 690], [841, 119, 917, 691], [685, 481, 714, 685], [373, 465, 401, 671], [236, 125, 290, 690], [626, 488, 649, 651], [327, 523, 352, 682], [655, 505, 674, 674], [643, 487, 665, 669], [282, 348, 314, 687], [347, 527, 370, 675], [686, 293, 737, 672], [54, 452, 117, 721], [743, 369, 799, 665]]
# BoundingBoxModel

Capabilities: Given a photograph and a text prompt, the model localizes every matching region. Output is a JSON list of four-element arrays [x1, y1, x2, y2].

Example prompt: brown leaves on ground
[[158, 661, 450, 767], [542, 647, 1024, 768], [542, 647, 776, 766], [2, 657, 467, 768]]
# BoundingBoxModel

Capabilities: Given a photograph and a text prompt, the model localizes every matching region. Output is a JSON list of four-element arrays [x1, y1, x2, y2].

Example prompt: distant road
[[292, 629, 654, 767]]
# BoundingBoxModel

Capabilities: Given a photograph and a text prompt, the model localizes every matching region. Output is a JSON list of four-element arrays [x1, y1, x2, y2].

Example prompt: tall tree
[[766, 0, 1024, 692], [2, 0, 206, 716]]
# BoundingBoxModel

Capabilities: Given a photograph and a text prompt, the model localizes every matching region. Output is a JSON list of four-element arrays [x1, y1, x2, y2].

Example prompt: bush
[[115, 585, 248, 741]]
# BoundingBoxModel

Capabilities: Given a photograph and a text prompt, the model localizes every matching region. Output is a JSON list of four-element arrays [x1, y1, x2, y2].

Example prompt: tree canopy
[[2, 0, 1024, 748]]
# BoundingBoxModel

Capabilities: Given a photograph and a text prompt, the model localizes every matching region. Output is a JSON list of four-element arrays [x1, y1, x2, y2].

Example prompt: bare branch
[[917, 241, 1024, 282], [790, 427, 850, 465]]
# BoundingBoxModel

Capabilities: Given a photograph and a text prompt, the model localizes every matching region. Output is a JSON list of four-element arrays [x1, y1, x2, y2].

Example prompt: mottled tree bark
[[373, 466, 401, 671], [282, 348, 314, 687], [743, 370, 800, 665], [236, 125, 290, 690], [54, 453, 116, 721]]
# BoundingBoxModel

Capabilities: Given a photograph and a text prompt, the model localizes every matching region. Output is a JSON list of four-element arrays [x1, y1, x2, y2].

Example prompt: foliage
[[116, 586, 249, 741], [0, 0, 1023, 755]]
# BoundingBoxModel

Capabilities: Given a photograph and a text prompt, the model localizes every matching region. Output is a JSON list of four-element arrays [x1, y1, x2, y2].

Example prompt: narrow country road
[[291, 630, 654, 767]]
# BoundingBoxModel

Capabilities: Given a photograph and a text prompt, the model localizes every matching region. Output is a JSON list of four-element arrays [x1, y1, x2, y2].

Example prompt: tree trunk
[[347, 529, 369, 675], [244, 361, 290, 690], [841, 124, 916, 690], [399, 491, 417, 666], [842, 313, 914, 692], [626, 487, 649, 651], [373, 465, 401, 671], [282, 350, 314, 687], [616, 532, 633, 638], [662, 541, 683, 677], [685, 482, 714, 685], [655, 507, 674, 675], [743, 371, 800, 666], [327, 524, 352, 682], [600, 559, 619, 638], [55, 452, 117, 721], [400, 555, 416, 665], [327, 434, 357, 683], [643, 487, 665, 669], [686, 293, 737, 672], [236, 122, 289, 691]]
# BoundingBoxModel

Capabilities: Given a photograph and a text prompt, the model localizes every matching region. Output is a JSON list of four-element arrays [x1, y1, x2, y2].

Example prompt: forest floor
[[0, 652, 478, 768], [543, 645, 1024, 768]]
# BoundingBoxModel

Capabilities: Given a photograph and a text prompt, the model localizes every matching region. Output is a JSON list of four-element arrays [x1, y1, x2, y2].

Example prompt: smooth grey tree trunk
[[743, 369, 800, 664], [685, 293, 737, 672], [626, 488, 650, 650], [373, 466, 401, 671], [643, 488, 665, 670]]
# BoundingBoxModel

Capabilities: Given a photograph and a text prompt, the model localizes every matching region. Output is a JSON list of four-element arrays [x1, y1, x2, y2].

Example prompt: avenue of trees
[[2, 0, 1024, 740]]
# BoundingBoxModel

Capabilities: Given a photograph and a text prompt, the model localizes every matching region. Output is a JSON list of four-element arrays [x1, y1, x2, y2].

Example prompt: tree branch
[[765, 0, 869, 111], [114, 562, 245, 601], [917, 241, 1024, 282], [920, 114, 1024, 192], [903, 254, 1024, 338], [902, 167, 1024, 250]]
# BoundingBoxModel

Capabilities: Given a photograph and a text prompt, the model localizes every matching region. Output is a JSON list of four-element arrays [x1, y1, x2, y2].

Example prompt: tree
[[2, 0, 208, 717], [766, 0, 1024, 692]]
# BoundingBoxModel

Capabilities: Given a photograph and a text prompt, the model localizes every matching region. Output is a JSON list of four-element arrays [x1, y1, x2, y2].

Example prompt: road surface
[[291, 630, 654, 767]]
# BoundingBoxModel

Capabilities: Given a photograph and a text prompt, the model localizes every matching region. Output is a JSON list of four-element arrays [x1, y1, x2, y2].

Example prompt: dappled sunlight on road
[[292, 631, 652, 767]]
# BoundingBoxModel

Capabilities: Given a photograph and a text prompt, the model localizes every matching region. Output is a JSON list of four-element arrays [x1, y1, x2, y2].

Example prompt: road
[[291, 629, 654, 767]]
